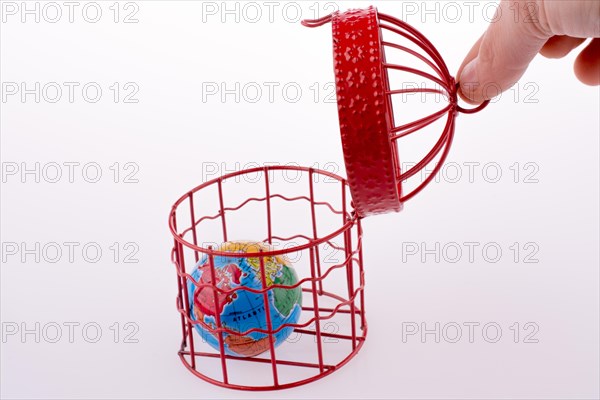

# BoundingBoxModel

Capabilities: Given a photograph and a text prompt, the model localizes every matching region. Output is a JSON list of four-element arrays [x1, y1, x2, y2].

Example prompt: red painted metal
[[169, 166, 366, 390], [303, 6, 489, 217]]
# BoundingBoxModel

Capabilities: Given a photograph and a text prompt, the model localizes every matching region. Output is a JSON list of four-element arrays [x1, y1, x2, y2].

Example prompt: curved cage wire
[[303, 6, 488, 217], [169, 166, 366, 390]]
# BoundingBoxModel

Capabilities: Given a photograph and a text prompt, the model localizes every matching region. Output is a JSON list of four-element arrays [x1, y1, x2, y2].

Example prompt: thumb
[[458, 1, 551, 104]]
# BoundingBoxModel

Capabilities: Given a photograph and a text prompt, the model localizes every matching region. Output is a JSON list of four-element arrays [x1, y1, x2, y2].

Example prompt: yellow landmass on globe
[[218, 241, 288, 287]]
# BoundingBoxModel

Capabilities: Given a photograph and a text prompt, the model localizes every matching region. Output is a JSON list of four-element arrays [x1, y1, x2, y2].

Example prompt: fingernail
[[460, 58, 478, 85], [459, 58, 479, 102]]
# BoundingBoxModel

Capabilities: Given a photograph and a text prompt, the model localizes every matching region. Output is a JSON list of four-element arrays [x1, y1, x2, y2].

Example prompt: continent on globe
[[195, 262, 242, 316], [188, 241, 303, 358]]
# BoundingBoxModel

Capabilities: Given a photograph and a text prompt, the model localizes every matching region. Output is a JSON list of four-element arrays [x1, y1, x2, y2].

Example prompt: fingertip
[[540, 36, 586, 59], [574, 39, 600, 86]]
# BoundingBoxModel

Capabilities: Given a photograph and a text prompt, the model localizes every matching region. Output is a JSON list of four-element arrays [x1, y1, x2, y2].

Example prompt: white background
[[1, 1, 599, 399]]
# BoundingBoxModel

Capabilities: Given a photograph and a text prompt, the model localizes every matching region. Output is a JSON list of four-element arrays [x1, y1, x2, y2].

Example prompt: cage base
[[178, 329, 367, 391], [177, 289, 367, 390]]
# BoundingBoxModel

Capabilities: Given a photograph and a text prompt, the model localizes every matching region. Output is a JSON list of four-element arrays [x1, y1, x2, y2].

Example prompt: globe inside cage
[[187, 241, 303, 358]]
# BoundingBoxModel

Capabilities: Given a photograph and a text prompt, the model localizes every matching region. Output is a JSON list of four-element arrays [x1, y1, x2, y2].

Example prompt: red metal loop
[[454, 81, 490, 114], [456, 100, 491, 114]]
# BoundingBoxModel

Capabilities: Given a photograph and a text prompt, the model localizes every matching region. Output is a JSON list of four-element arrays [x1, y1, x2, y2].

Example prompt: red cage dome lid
[[303, 6, 488, 218]]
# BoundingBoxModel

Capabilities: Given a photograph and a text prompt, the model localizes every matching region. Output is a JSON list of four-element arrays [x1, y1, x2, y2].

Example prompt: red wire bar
[[174, 243, 360, 302], [176, 273, 365, 338], [379, 11, 490, 202]]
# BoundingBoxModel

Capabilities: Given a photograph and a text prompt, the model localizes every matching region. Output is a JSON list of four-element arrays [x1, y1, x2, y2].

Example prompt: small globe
[[187, 241, 303, 357]]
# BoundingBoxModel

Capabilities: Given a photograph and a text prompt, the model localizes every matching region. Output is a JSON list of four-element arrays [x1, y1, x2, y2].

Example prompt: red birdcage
[[169, 6, 487, 390]]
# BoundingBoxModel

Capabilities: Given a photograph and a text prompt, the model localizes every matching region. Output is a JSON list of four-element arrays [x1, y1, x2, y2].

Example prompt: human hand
[[458, 0, 600, 104]]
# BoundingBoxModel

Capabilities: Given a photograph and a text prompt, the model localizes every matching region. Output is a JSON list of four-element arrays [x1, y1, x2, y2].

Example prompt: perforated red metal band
[[332, 7, 401, 217]]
